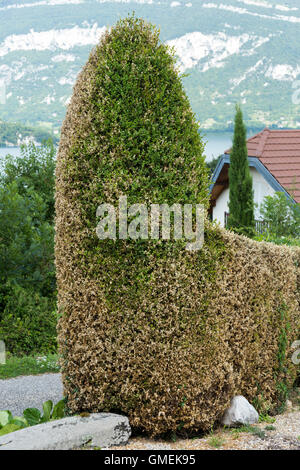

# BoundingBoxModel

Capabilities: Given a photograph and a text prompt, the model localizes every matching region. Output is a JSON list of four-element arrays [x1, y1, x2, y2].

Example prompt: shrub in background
[[254, 232, 300, 248], [259, 192, 300, 239], [0, 141, 56, 355], [56, 16, 300, 436], [206, 154, 221, 174], [0, 284, 57, 356]]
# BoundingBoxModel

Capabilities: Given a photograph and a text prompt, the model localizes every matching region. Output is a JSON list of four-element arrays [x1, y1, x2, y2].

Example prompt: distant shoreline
[[201, 126, 299, 135], [1, 130, 231, 149], [1, 126, 299, 149], [0, 143, 58, 149]]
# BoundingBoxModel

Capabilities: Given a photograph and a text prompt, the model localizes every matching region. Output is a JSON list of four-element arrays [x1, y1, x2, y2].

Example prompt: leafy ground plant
[[0, 353, 60, 379], [230, 424, 266, 440], [208, 434, 225, 449], [259, 414, 276, 424], [0, 399, 65, 436]]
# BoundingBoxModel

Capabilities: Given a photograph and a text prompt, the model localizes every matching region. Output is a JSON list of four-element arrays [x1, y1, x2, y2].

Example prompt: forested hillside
[[0, 0, 300, 131], [0, 121, 59, 146]]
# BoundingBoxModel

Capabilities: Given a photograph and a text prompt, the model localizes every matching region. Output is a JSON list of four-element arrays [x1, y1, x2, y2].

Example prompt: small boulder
[[221, 396, 259, 427]]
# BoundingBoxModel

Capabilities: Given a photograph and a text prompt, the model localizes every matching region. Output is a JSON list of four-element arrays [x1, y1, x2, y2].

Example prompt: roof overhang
[[209, 154, 296, 205]]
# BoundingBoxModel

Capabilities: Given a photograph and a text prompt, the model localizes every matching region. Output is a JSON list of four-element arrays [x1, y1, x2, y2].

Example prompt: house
[[210, 128, 300, 227]]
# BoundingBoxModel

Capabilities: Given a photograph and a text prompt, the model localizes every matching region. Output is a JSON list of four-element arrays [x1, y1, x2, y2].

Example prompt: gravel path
[[1, 374, 299, 450], [112, 410, 300, 451], [0, 373, 63, 416], [113, 395, 300, 451]]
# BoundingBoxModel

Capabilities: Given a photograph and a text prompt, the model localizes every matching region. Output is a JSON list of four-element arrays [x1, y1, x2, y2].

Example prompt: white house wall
[[213, 186, 230, 227], [212, 167, 276, 227]]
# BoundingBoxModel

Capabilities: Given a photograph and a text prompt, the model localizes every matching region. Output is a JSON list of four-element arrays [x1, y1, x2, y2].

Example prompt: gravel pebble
[[113, 410, 300, 451], [0, 373, 63, 416], [1, 374, 299, 451]]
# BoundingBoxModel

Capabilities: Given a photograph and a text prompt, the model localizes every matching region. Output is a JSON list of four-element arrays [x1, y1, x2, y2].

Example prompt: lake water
[[202, 132, 233, 161], [0, 147, 23, 158], [0, 132, 234, 163]]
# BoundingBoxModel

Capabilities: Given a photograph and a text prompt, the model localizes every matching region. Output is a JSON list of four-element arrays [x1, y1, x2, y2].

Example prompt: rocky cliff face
[[0, 0, 300, 130]]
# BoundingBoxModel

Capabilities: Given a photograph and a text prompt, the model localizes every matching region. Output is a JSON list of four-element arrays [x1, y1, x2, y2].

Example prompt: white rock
[[221, 396, 259, 427], [286, 400, 293, 411], [0, 413, 131, 450]]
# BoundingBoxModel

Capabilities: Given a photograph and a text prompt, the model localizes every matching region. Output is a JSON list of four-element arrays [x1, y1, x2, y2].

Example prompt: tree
[[259, 192, 300, 238], [206, 154, 221, 174], [228, 105, 255, 236], [0, 141, 57, 354], [0, 140, 56, 223]]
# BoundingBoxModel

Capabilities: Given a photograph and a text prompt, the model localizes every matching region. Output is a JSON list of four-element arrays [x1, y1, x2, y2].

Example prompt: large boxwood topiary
[[56, 16, 300, 436]]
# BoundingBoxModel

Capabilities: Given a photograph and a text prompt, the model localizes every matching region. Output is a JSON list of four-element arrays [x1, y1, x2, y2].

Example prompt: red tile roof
[[225, 128, 300, 203]]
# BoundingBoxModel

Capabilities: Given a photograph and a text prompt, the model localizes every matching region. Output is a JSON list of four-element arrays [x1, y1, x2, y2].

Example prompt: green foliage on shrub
[[56, 16, 300, 436], [259, 192, 300, 239], [254, 232, 300, 247], [0, 141, 57, 355], [0, 399, 66, 437], [1, 141, 56, 223], [254, 192, 300, 249], [0, 284, 57, 355], [206, 154, 221, 174]]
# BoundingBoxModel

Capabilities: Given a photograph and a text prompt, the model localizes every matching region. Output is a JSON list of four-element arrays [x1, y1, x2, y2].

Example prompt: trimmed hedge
[[55, 17, 300, 436]]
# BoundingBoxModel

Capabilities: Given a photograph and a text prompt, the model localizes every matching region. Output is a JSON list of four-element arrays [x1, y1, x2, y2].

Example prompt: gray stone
[[0, 413, 131, 450], [221, 395, 259, 427]]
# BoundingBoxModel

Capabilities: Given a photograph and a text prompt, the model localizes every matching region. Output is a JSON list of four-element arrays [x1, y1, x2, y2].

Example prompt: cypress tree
[[228, 105, 255, 236]]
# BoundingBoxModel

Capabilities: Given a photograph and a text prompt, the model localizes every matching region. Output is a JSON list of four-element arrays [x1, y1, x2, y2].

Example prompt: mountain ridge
[[0, 0, 300, 132]]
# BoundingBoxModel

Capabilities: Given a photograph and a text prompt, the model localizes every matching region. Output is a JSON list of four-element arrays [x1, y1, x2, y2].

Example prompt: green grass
[[259, 414, 276, 424], [230, 424, 266, 440], [208, 435, 225, 449], [265, 425, 276, 431], [0, 354, 60, 379]]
